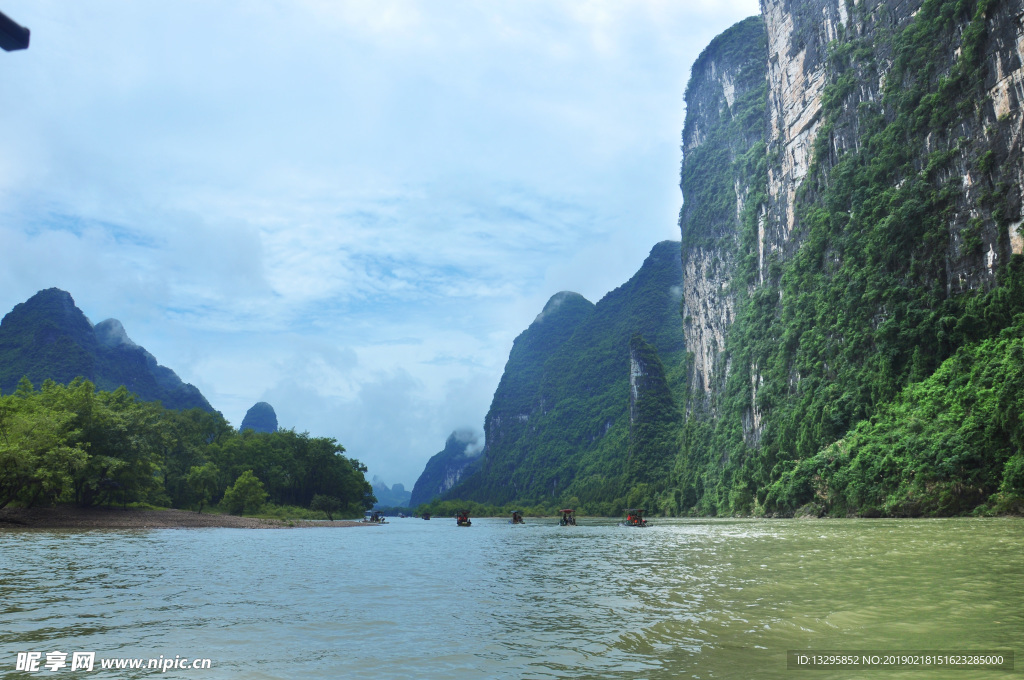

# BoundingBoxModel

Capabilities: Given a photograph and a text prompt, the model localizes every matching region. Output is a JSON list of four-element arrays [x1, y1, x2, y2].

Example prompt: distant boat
[[509, 511, 524, 524], [422, 513, 431, 520], [620, 508, 649, 527], [558, 509, 577, 526], [363, 511, 388, 524], [456, 510, 472, 527]]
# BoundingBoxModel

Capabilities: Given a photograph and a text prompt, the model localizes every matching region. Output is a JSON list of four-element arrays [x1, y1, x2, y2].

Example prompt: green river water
[[1, 517, 1020, 679]]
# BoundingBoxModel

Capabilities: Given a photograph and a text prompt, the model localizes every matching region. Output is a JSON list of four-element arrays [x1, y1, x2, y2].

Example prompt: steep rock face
[[679, 17, 768, 398], [0, 289, 214, 412], [676, 0, 1024, 516], [445, 241, 687, 507], [761, 0, 1024, 286], [409, 430, 483, 507], [763, 0, 849, 243], [240, 401, 278, 433]]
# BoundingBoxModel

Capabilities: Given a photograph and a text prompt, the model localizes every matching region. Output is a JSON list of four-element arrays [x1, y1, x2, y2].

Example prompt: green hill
[[443, 240, 686, 512], [0, 288, 214, 412]]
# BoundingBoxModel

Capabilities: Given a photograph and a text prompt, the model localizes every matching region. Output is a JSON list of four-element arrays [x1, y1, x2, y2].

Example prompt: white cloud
[[0, 0, 760, 485]]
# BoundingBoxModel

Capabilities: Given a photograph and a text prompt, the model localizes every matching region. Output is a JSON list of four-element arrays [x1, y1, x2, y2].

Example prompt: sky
[[0, 0, 759, 488]]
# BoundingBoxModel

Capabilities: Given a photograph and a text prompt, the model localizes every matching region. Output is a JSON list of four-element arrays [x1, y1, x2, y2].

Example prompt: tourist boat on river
[[558, 509, 576, 526], [363, 511, 388, 524], [510, 511, 524, 524], [620, 508, 649, 527], [456, 510, 472, 527], [422, 512, 431, 520]]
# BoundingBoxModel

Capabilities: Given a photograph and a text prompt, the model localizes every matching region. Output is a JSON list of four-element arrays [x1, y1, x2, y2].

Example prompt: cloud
[[452, 429, 485, 457], [0, 0, 760, 486]]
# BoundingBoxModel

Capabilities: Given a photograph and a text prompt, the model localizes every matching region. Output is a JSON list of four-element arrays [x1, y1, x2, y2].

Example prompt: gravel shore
[[0, 506, 370, 530]]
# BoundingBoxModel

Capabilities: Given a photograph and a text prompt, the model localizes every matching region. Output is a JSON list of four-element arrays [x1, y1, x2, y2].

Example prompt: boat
[[558, 509, 576, 526], [456, 510, 472, 527], [422, 512, 431, 520], [509, 511, 524, 524], [362, 511, 388, 524], [620, 508, 649, 527]]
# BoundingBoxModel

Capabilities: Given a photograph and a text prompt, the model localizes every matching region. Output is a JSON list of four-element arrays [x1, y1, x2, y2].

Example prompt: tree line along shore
[[0, 378, 378, 523], [0, 505, 373, 529]]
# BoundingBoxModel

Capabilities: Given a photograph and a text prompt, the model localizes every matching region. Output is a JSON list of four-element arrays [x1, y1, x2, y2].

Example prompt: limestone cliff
[[761, 0, 1024, 288], [414, 0, 1024, 517], [672, 0, 1024, 518], [626, 335, 680, 490], [679, 17, 767, 400]]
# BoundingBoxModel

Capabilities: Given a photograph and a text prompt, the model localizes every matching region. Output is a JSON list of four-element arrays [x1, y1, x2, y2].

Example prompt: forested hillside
[[437, 240, 687, 513]]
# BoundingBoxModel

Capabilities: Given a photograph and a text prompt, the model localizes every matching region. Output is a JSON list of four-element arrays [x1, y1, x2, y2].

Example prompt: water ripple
[[0, 518, 1020, 679]]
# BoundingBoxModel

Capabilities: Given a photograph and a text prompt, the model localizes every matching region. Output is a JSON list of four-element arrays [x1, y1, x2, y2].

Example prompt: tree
[[310, 494, 342, 521], [0, 389, 87, 509], [186, 462, 220, 513], [221, 470, 268, 515]]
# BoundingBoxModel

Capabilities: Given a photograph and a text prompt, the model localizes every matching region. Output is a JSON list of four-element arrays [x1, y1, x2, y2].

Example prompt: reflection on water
[[0, 518, 1020, 679]]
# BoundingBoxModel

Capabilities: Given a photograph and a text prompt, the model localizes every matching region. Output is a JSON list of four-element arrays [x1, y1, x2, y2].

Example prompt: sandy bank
[[0, 506, 370, 530]]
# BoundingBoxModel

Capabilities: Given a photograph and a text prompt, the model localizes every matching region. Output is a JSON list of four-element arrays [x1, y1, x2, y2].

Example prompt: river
[[1, 517, 1020, 679]]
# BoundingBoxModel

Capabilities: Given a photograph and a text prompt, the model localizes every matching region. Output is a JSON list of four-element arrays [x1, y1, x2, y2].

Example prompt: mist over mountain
[[409, 429, 485, 508]]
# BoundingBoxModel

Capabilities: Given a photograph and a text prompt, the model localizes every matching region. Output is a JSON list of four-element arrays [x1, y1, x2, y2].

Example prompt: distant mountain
[[372, 480, 412, 509], [0, 288, 214, 411], [439, 240, 687, 510], [409, 430, 484, 508], [240, 401, 278, 433]]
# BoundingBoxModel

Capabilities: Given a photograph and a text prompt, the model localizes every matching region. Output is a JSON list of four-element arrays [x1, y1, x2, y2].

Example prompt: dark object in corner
[[0, 10, 30, 51]]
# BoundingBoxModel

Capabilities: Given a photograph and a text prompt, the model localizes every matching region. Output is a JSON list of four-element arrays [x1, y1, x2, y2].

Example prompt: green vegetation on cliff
[[679, 15, 768, 253], [766, 311, 1024, 516], [441, 241, 686, 514], [624, 334, 681, 508], [679, 0, 1024, 516]]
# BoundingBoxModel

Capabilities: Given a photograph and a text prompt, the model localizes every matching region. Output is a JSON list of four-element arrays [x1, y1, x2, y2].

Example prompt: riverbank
[[0, 506, 369, 529]]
